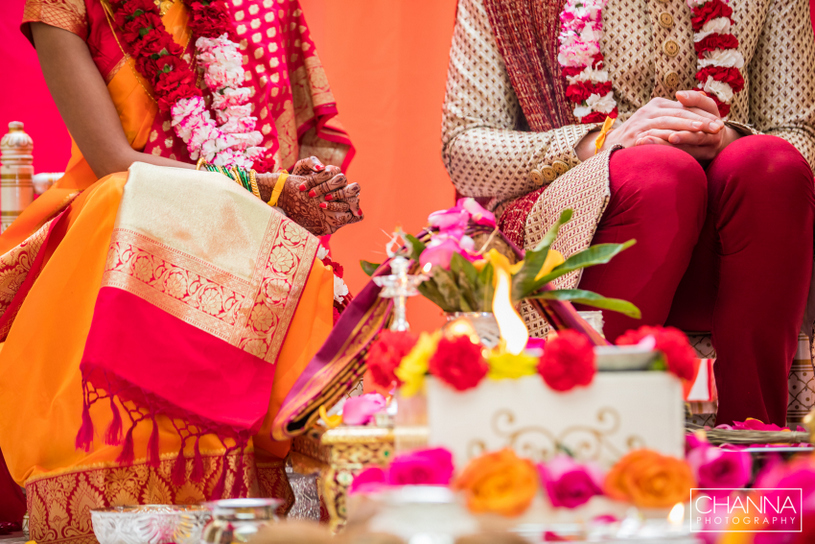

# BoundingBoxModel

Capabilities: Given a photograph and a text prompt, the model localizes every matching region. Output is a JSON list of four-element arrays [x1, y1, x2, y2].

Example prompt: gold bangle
[[268, 172, 288, 207], [196, 158, 207, 171], [594, 115, 616, 155], [248, 169, 261, 199]]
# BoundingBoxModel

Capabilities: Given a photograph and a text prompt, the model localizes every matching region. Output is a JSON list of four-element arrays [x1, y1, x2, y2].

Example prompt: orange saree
[[0, 1, 353, 542]]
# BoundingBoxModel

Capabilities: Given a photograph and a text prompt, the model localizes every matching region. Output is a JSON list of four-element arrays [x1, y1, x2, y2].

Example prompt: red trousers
[[579, 135, 815, 426]]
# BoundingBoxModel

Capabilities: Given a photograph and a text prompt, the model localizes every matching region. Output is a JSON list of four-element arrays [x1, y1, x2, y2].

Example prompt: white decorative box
[[426, 372, 684, 468]]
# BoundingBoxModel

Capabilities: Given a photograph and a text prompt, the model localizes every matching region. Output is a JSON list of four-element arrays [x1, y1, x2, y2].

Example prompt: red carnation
[[252, 152, 278, 174], [155, 63, 201, 110], [580, 107, 617, 124], [562, 65, 586, 78], [695, 65, 744, 93], [694, 33, 739, 57], [690, 0, 733, 31], [616, 326, 696, 381], [428, 335, 488, 392], [367, 330, 419, 390], [566, 81, 613, 105], [537, 330, 596, 392]]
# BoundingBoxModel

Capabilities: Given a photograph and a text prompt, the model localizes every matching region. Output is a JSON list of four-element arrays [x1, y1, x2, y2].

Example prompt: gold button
[[529, 169, 544, 186], [663, 39, 679, 57], [541, 166, 557, 183], [664, 71, 680, 89], [658, 12, 673, 29], [552, 160, 569, 176]]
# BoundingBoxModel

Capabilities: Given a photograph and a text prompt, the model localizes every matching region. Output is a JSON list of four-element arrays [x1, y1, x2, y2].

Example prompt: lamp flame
[[668, 502, 685, 527], [422, 262, 433, 274], [492, 268, 528, 355]]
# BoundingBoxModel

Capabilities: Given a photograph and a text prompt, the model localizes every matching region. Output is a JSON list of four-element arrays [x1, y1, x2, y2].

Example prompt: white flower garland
[[171, 34, 267, 168]]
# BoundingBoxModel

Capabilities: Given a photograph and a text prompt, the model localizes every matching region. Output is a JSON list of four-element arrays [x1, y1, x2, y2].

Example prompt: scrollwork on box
[[466, 407, 645, 463]]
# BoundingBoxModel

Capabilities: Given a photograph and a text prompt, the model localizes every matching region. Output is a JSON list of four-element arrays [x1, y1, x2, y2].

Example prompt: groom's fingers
[[676, 90, 722, 119]]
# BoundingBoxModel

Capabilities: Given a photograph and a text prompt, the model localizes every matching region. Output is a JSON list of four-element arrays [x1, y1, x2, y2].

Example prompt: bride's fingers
[[320, 200, 351, 212], [324, 183, 360, 202], [297, 166, 341, 194], [292, 156, 326, 176], [345, 196, 362, 218], [305, 171, 346, 198]]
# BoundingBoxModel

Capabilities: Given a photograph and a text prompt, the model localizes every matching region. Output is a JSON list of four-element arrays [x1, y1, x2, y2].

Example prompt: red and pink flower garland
[[558, 0, 744, 123], [108, 0, 273, 169]]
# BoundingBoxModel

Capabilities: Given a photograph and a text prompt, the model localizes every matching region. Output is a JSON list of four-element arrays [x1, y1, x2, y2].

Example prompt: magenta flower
[[349, 466, 387, 495], [428, 207, 469, 236], [386, 447, 455, 486], [419, 235, 478, 270], [458, 198, 496, 228], [539, 455, 605, 509], [342, 393, 387, 426], [687, 444, 752, 491]]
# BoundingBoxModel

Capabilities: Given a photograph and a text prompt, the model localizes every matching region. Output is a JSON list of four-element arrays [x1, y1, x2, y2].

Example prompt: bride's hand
[[256, 165, 363, 236]]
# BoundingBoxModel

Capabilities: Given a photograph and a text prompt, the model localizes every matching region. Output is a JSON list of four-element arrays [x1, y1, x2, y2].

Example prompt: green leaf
[[418, 281, 456, 313], [432, 267, 464, 312], [477, 263, 495, 312], [512, 209, 573, 300], [533, 240, 636, 287], [450, 253, 479, 311], [405, 234, 426, 263], [529, 289, 641, 318], [360, 260, 381, 277]]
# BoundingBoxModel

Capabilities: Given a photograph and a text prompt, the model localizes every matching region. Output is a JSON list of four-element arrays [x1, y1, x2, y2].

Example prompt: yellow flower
[[534, 249, 565, 282], [395, 331, 441, 397], [473, 249, 524, 281], [486, 345, 539, 380]]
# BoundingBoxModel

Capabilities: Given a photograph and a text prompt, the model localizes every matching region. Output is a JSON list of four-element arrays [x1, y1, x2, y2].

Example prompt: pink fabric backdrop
[[0, 0, 71, 173]]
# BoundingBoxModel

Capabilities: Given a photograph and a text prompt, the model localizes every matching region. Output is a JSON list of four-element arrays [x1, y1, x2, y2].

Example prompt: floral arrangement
[[349, 445, 700, 517], [366, 324, 697, 398], [108, 0, 272, 169], [348, 434, 815, 542], [363, 198, 640, 319], [558, 0, 743, 122], [317, 244, 351, 322]]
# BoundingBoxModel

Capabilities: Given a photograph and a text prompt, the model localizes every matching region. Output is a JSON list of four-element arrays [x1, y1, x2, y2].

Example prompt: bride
[[0, 0, 361, 539]]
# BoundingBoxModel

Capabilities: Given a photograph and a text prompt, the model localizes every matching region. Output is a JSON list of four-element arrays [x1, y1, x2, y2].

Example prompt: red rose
[[690, 0, 733, 31], [695, 65, 744, 93], [694, 33, 739, 57], [367, 330, 419, 390], [616, 326, 696, 381], [538, 330, 596, 392], [428, 335, 488, 392]]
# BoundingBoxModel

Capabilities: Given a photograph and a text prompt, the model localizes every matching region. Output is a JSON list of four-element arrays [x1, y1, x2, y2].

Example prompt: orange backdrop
[[299, 0, 458, 332]]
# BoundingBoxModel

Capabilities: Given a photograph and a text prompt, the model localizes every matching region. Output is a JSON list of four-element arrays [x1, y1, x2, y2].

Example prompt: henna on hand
[[256, 168, 363, 235]]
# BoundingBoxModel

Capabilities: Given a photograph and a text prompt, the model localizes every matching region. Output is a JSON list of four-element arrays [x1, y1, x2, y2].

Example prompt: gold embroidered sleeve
[[441, 0, 596, 203], [748, 0, 815, 170], [22, 0, 88, 43]]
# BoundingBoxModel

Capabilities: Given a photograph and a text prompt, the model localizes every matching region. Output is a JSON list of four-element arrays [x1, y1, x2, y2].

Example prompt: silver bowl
[[91, 505, 208, 544]]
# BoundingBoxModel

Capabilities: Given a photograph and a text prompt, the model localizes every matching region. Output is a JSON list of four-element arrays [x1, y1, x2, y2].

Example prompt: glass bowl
[[91, 505, 208, 544]]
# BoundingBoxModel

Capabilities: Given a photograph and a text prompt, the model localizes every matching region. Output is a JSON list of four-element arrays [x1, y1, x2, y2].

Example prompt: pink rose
[[349, 466, 387, 495], [386, 448, 455, 486], [419, 236, 477, 270], [539, 455, 605, 509], [428, 208, 469, 236], [342, 393, 387, 426], [687, 444, 752, 491], [458, 198, 496, 228]]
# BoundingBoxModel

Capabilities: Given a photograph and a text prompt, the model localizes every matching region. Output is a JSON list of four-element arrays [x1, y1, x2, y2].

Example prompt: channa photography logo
[[690, 488, 803, 533]]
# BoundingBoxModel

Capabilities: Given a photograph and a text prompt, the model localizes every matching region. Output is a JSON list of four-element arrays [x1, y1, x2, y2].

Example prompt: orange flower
[[604, 449, 696, 509], [453, 448, 539, 517]]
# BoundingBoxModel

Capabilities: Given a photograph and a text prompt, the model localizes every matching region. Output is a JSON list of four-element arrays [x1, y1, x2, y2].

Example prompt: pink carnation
[[386, 448, 455, 486], [539, 455, 605, 509]]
